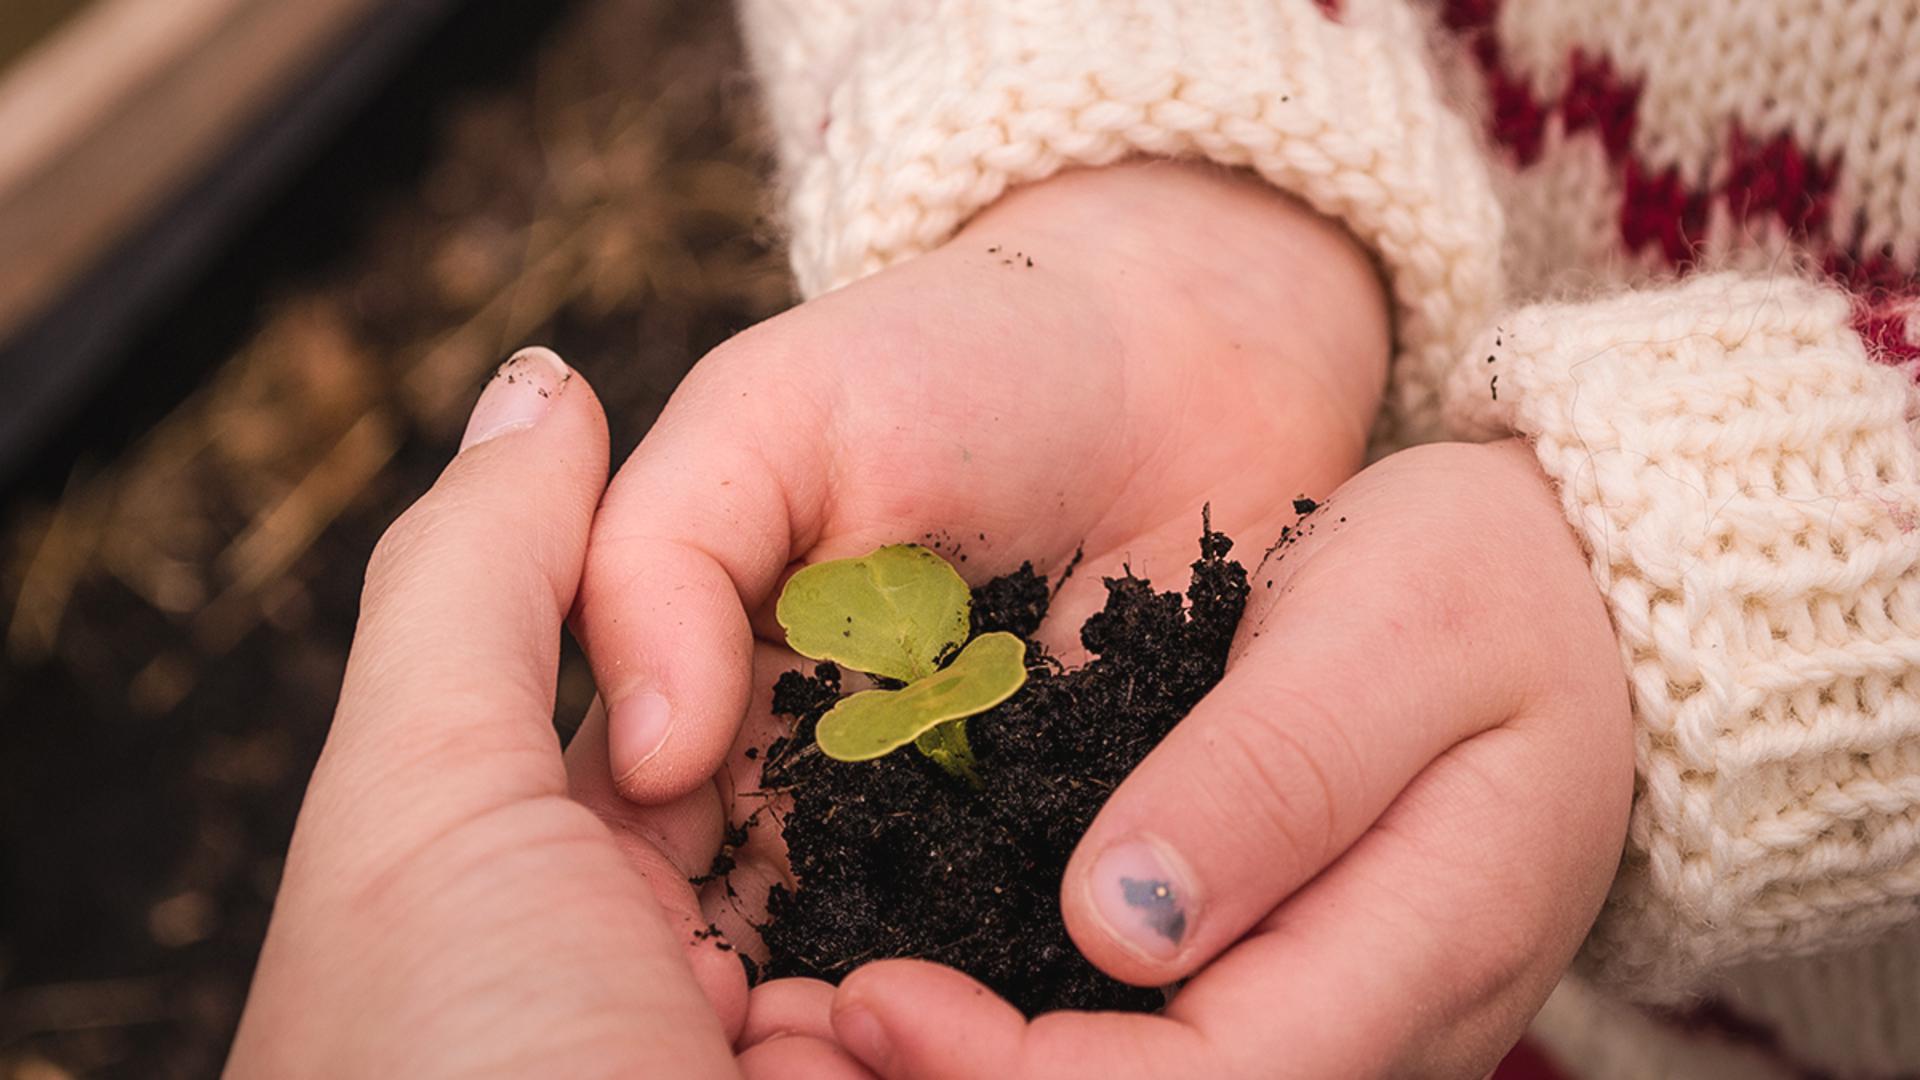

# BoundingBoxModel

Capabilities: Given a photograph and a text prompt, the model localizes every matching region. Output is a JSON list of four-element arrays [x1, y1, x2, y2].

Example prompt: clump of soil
[[749, 527, 1249, 1015]]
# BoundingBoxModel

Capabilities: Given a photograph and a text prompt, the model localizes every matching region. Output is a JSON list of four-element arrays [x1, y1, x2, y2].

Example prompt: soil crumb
[[750, 527, 1249, 1014]]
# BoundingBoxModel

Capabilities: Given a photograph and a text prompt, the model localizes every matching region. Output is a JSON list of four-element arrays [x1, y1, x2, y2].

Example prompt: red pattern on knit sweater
[[1561, 51, 1638, 160], [1467, 44, 1642, 169], [1852, 298, 1920, 369], [1613, 126, 1840, 271], [1621, 158, 1709, 268], [1439, 0, 1918, 369], [1491, 1039, 1571, 1080], [1412, 9, 1918, 1073], [1724, 127, 1838, 240]]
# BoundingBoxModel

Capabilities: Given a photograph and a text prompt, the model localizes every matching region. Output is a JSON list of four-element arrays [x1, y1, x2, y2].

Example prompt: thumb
[[242, 351, 748, 1078], [1059, 455, 1536, 986], [573, 340, 833, 803], [312, 346, 610, 859]]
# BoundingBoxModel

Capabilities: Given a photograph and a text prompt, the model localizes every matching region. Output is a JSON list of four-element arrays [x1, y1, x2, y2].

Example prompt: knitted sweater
[[734, 1, 1920, 1076]]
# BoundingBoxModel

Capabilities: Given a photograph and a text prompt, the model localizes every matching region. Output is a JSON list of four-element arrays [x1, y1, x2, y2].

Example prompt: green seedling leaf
[[777, 544, 971, 682], [815, 631, 1028, 762]]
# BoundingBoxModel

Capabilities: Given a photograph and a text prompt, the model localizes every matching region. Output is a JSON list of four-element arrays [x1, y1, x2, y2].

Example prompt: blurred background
[[0, 1, 787, 1075]]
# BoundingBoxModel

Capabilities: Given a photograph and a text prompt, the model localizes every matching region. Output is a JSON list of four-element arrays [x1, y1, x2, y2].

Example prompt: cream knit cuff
[[736, 0, 1503, 443], [1449, 274, 1920, 1001]]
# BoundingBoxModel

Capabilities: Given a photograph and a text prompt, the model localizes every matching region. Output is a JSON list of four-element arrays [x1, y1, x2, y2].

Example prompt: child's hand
[[576, 159, 1391, 804], [826, 440, 1636, 1079]]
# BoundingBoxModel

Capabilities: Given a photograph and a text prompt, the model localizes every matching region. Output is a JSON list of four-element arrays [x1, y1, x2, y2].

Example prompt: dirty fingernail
[[833, 1004, 892, 1072], [1085, 834, 1196, 961], [611, 691, 674, 783], [460, 346, 573, 451]]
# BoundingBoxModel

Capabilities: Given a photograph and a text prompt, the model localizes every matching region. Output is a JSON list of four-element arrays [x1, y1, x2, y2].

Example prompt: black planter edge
[[0, 0, 463, 481]]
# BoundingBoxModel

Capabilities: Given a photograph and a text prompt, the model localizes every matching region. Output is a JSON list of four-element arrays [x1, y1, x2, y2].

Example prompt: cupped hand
[[830, 440, 1635, 1079], [228, 352, 757, 1078], [569, 160, 1395, 1035], [564, 651, 876, 1077]]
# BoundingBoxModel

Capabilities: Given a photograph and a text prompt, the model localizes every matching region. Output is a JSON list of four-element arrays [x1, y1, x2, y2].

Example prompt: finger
[[836, 443, 1631, 1079], [739, 1036, 881, 1080], [1145, 718, 1628, 1078], [568, 698, 727, 877], [566, 698, 749, 1040], [696, 640, 811, 956], [739, 978, 839, 1048], [568, 638, 806, 890], [833, 961, 1203, 1080], [1060, 470, 1532, 985], [575, 336, 837, 804], [577, 261, 1154, 805], [837, 719, 1627, 1079], [562, 639, 808, 1029], [571, 641, 805, 927], [313, 347, 608, 867]]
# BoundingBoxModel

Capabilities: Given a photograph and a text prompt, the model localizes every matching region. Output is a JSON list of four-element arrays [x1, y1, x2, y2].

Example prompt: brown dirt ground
[[0, 2, 790, 1075]]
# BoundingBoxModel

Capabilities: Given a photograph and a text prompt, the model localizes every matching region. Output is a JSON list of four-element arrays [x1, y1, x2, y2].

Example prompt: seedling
[[775, 544, 1027, 785]]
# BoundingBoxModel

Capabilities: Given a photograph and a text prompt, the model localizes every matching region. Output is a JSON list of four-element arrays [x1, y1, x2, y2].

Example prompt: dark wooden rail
[[0, 0, 460, 471]]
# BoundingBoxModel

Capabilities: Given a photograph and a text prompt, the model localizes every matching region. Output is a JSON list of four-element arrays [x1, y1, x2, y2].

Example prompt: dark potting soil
[[746, 527, 1250, 1015]]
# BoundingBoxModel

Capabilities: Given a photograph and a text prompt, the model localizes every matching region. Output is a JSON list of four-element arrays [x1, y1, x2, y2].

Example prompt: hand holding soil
[[824, 440, 1635, 1079], [230, 161, 1637, 1078], [566, 160, 1392, 1035], [560, 161, 1633, 1078]]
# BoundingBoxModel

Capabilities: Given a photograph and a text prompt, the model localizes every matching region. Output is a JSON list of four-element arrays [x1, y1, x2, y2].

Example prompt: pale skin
[[231, 162, 1635, 1078], [225, 353, 748, 1078]]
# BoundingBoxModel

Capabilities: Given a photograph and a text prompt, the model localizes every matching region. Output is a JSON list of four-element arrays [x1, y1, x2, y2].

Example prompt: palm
[[314, 798, 738, 1073], [622, 234, 1368, 658]]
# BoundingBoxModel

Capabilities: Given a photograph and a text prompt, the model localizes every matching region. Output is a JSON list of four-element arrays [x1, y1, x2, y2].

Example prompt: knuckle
[[688, 316, 805, 390], [363, 487, 551, 611], [362, 493, 486, 594], [1201, 693, 1356, 880], [362, 500, 442, 596]]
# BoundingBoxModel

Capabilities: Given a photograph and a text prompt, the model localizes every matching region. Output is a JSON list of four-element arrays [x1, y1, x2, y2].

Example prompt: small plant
[[775, 544, 1027, 785]]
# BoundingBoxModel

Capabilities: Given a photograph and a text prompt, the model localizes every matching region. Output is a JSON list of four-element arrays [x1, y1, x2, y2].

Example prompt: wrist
[[950, 161, 1392, 443]]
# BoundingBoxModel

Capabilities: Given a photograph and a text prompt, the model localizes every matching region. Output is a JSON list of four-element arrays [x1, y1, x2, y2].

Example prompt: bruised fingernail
[[460, 346, 573, 451], [833, 1004, 892, 1072], [611, 691, 673, 783], [1085, 834, 1197, 961]]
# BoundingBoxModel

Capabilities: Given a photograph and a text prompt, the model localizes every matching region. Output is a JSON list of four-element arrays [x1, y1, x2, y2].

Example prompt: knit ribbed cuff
[[742, 0, 1503, 443], [1452, 274, 1920, 1000]]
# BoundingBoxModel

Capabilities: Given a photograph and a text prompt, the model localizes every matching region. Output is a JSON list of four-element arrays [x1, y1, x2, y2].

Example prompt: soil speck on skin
[[1292, 496, 1319, 515], [744, 527, 1249, 1015]]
